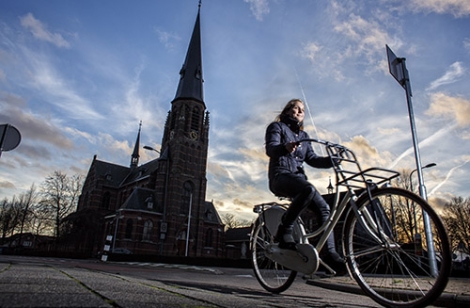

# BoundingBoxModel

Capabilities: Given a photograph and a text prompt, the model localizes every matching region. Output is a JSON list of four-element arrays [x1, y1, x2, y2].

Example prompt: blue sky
[[1, 0, 469, 222]]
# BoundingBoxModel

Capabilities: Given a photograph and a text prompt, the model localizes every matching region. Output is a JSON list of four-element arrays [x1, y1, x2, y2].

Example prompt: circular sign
[[0, 124, 21, 151]]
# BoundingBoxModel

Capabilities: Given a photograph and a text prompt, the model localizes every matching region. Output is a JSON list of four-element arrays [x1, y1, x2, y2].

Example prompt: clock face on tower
[[190, 130, 198, 140]]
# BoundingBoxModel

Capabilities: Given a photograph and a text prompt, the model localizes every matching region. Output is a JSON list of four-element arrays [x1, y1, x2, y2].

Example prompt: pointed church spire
[[173, 3, 204, 105], [131, 121, 142, 168]]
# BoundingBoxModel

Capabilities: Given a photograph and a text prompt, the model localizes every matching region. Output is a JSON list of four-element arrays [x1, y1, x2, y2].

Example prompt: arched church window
[[184, 105, 191, 132], [125, 219, 133, 239], [205, 228, 213, 247], [191, 106, 200, 132], [101, 192, 110, 209], [143, 219, 153, 241]]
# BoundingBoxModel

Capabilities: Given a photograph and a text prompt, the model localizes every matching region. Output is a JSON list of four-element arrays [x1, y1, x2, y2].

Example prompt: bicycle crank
[[265, 243, 319, 274]]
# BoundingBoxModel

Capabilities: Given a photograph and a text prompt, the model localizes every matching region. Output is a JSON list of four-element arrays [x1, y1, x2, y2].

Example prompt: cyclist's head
[[277, 98, 305, 129]]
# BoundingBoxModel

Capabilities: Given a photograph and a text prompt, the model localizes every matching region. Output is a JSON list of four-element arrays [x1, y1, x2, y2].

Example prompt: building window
[[145, 196, 154, 209], [184, 105, 191, 132], [101, 192, 110, 209], [191, 106, 200, 131], [205, 228, 213, 247], [125, 219, 133, 239], [143, 219, 153, 241]]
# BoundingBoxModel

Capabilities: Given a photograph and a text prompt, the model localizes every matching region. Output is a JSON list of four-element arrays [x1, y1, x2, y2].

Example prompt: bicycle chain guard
[[265, 243, 319, 274]]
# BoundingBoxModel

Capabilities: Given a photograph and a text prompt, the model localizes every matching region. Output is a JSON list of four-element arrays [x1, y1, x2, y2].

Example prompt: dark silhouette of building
[[70, 5, 224, 258]]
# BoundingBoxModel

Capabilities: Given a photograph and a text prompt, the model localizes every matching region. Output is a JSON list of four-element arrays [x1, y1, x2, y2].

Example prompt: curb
[[116, 261, 225, 275], [306, 279, 470, 308]]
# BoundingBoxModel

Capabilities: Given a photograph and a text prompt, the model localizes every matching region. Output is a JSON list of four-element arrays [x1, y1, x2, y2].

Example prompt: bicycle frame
[[278, 139, 401, 271]]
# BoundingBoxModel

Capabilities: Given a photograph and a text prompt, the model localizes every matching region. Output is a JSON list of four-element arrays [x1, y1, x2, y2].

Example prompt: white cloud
[[19, 13, 71, 48], [408, 0, 470, 18], [426, 62, 465, 91], [464, 38, 470, 53], [244, 0, 270, 21], [426, 93, 470, 128], [154, 28, 181, 51], [333, 14, 391, 60]]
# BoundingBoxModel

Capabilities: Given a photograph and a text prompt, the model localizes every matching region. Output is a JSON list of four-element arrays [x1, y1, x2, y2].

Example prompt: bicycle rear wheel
[[250, 207, 298, 293], [343, 187, 451, 308]]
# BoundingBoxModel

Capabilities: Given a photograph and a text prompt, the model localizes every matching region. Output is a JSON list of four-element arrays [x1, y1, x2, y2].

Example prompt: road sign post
[[386, 45, 438, 277]]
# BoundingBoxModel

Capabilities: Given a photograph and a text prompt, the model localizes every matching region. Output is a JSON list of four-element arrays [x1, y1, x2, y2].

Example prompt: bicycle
[[250, 138, 451, 308]]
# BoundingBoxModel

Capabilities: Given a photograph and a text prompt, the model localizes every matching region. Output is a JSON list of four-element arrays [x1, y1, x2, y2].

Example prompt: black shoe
[[329, 251, 344, 263], [274, 224, 297, 250]]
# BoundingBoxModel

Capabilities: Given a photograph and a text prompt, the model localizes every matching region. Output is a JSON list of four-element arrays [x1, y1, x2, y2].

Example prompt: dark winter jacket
[[265, 116, 333, 185]]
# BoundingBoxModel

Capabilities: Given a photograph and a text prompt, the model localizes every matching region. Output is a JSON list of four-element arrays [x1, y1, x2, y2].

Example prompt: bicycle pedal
[[266, 243, 319, 274]]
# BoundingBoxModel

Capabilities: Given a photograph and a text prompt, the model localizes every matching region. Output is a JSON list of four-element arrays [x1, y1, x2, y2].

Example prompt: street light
[[409, 163, 436, 192], [143, 145, 160, 153]]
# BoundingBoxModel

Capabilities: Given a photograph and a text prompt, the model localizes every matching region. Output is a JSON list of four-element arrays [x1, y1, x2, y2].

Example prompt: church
[[66, 5, 225, 258]]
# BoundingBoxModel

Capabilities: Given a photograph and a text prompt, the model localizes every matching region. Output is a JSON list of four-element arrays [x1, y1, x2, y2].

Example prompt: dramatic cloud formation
[[1, 1, 469, 221]]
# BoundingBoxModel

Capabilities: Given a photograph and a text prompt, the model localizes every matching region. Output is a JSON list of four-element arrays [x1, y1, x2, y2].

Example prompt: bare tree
[[16, 184, 37, 233], [0, 198, 15, 245], [221, 213, 251, 231], [442, 196, 470, 254], [39, 171, 83, 239]]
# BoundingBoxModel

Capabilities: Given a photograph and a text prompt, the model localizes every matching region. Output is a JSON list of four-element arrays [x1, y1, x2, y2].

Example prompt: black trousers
[[270, 172, 337, 252]]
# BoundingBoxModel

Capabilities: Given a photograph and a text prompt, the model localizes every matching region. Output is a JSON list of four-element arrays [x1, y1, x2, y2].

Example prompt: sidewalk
[[0, 257, 468, 307], [0, 261, 216, 307], [307, 274, 470, 308]]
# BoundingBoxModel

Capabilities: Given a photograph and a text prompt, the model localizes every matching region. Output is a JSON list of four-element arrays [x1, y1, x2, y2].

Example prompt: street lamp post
[[185, 192, 193, 257], [143, 145, 166, 255]]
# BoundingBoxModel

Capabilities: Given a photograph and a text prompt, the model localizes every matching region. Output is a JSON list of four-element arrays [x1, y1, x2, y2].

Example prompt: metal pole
[[401, 58, 438, 277], [185, 192, 193, 257], [0, 124, 9, 158], [112, 213, 120, 252]]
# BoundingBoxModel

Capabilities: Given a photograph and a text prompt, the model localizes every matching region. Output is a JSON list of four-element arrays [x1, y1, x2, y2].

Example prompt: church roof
[[92, 159, 130, 187], [120, 158, 160, 186], [225, 227, 251, 242], [120, 187, 163, 213], [204, 201, 223, 225]]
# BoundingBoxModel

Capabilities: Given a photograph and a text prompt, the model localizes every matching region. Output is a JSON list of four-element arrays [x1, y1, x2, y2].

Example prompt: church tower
[[155, 4, 210, 256]]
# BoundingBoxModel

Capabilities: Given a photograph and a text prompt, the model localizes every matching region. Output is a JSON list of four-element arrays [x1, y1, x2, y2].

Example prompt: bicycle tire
[[343, 187, 451, 308], [250, 208, 298, 293]]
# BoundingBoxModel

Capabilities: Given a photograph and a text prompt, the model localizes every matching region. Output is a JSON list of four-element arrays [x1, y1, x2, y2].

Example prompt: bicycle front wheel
[[251, 216, 297, 293], [343, 187, 451, 308]]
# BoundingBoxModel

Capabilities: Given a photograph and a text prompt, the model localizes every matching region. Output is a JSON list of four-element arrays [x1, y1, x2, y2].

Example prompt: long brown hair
[[275, 98, 304, 130]]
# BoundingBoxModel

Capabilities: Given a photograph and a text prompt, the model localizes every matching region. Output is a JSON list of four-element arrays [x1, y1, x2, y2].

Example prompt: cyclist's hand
[[285, 141, 298, 153], [333, 158, 341, 166]]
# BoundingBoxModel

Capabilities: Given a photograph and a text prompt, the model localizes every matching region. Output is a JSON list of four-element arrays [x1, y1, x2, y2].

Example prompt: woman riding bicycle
[[265, 98, 343, 263]]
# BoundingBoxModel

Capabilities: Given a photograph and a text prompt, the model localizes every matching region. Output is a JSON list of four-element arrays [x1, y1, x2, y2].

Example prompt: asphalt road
[[0, 255, 383, 308]]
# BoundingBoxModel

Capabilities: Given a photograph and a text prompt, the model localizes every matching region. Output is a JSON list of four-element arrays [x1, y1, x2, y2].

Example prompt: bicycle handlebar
[[298, 138, 400, 189]]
